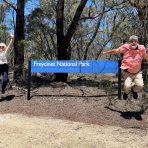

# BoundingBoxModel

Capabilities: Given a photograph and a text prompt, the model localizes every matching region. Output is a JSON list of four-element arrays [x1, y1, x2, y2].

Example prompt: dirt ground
[[0, 75, 148, 148]]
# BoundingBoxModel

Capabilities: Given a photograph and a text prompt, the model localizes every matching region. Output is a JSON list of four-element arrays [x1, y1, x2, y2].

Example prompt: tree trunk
[[54, 0, 88, 82], [13, 0, 25, 83]]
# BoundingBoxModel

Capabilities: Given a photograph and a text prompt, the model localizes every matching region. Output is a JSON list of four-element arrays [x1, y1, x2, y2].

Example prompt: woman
[[0, 34, 14, 94]]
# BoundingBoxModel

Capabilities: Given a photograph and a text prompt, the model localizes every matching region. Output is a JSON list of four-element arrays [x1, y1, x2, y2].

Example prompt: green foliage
[[4, 0, 148, 62]]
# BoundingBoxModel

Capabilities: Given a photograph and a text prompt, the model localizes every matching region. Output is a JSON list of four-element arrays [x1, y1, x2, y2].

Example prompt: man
[[103, 35, 148, 100], [0, 34, 14, 95]]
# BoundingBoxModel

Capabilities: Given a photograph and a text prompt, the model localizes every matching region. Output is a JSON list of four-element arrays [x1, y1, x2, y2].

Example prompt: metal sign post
[[27, 61, 31, 100]]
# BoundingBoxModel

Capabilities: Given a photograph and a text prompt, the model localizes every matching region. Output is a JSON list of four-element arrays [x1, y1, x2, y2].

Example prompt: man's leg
[[133, 72, 144, 99], [123, 72, 133, 99]]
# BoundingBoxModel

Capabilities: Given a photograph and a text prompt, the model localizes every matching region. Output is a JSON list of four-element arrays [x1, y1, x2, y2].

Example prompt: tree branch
[[2, 0, 17, 12], [65, 0, 88, 43]]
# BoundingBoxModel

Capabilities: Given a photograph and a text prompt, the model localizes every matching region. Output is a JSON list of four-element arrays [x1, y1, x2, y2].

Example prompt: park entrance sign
[[27, 60, 121, 100], [31, 60, 119, 73]]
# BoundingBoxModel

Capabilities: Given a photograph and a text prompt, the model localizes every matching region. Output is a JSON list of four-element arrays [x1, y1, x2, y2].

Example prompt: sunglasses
[[0, 46, 5, 48]]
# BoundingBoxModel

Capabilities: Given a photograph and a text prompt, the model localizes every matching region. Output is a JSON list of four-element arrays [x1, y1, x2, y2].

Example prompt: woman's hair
[[0, 43, 6, 49]]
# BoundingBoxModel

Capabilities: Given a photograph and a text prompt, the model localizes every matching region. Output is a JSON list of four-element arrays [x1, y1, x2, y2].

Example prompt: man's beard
[[131, 45, 138, 49]]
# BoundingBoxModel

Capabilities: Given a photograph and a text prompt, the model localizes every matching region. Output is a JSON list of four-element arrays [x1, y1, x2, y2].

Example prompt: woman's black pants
[[0, 64, 9, 92]]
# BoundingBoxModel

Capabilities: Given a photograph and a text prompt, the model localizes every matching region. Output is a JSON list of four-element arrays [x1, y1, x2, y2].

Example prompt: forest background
[[0, 0, 148, 84]]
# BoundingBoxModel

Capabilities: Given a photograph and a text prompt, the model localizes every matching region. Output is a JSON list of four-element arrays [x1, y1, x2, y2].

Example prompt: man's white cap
[[129, 35, 138, 42]]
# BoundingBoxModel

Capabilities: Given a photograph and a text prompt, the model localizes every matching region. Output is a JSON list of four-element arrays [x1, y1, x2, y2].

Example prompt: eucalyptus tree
[[0, 3, 5, 39], [28, 0, 88, 82], [107, 0, 148, 51], [27, 0, 81, 58], [0, 2, 9, 41], [3, 0, 26, 83], [51, 0, 133, 81], [127, 0, 148, 45], [54, 0, 88, 81], [0, 3, 5, 26], [27, 0, 134, 82], [68, 0, 134, 60], [26, 7, 57, 60]]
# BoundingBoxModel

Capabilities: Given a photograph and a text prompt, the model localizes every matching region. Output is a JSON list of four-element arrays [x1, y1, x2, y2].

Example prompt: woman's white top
[[0, 50, 7, 64]]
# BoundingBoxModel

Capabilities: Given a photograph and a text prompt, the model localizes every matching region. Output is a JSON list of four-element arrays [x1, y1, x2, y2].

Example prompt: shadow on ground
[[0, 95, 15, 102], [0, 94, 23, 102], [105, 106, 148, 121]]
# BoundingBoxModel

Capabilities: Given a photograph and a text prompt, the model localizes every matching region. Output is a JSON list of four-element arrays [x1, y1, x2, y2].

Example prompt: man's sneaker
[[123, 93, 128, 100], [132, 90, 138, 99]]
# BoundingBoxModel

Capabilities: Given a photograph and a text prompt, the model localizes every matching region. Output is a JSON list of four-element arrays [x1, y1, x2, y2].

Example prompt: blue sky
[[86, 0, 92, 6], [0, 0, 39, 15], [25, 0, 39, 15], [0, 0, 39, 32], [1, 0, 92, 16]]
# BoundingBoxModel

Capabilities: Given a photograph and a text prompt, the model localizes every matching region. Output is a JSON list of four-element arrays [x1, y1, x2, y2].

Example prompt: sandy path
[[0, 114, 147, 148]]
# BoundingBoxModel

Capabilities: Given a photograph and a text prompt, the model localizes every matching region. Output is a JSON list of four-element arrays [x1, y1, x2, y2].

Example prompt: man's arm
[[6, 34, 14, 51], [102, 49, 119, 54]]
